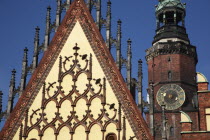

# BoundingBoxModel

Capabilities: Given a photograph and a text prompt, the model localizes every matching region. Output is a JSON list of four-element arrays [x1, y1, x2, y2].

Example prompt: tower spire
[[116, 19, 122, 70], [96, 0, 102, 30], [7, 69, 16, 115], [0, 91, 3, 114], [32, 27, 40, 73], [126, 39, 132, 91], [87, 0, 92, 12], [66, 0, 72, 11], [19, 47, 28, 97], [106, 0, 111, 50], [0, 91, 3, 123], [55, 0, 62, 31], [138, 59, 143, 113], [44, 6, 51, 51]]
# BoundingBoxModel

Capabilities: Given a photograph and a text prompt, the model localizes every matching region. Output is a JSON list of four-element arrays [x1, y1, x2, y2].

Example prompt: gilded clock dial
[[156, 84, 185, 110]]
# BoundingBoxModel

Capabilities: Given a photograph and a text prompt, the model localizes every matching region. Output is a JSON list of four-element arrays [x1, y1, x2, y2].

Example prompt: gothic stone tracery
[[20, 44, 128, 140]]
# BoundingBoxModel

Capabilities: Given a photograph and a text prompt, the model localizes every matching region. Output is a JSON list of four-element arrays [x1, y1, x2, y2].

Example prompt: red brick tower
[[145, 0, 199, 139]]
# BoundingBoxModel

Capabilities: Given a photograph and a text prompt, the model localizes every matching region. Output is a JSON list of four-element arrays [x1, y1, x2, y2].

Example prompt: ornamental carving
[[146, 41, 197, 62], [19, 44, 126, 140]]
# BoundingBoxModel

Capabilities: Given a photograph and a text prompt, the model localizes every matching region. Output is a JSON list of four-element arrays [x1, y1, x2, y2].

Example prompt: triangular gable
[[0, 0, 152, 139]]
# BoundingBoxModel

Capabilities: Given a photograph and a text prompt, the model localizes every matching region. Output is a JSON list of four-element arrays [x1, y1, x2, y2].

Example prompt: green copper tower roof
[[156, 0, 185, 12]]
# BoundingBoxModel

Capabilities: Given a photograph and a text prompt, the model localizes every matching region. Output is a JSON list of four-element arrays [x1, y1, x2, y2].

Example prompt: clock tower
[[146, 0, 199, 139]]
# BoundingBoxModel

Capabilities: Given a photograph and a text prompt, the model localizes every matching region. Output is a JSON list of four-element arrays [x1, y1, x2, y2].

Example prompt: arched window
[[168, 57, 171, 62], [170, 126, 174, 136], [168, 71, 172, 80], [30, 139, 37, 140], [106, 133, 117, 140]]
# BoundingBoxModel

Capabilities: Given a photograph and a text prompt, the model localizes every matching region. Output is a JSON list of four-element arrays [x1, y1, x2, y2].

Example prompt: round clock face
[[156, 84, 185, 110]]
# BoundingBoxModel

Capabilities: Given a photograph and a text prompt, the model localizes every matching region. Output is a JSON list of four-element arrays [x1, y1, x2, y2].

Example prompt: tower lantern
[[154, 0, 189, 44]]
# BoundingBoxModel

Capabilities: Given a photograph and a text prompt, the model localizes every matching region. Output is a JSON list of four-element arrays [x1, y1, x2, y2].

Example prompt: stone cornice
[[146, 41, 197, 62]]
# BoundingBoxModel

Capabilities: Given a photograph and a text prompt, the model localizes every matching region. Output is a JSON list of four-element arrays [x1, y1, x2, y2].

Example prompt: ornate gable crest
[[0, 0, 152, 140]]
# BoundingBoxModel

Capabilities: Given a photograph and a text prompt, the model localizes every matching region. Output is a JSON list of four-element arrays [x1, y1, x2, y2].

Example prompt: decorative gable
[[0, 0, 152, 140]]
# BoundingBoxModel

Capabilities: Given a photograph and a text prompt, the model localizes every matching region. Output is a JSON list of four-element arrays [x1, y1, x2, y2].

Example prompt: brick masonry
[[181, 81, 210, 139], [182, 132, 210, 140], [147, 52, 200, 139]]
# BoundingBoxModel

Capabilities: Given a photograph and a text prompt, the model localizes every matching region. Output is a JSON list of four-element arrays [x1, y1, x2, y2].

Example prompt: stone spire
[[66, 0, 71, 11], [106, 0, 111, 50], [96, 0, 101, 30], [32, 27, 40, 73], [55, 0, 62, 31], [0, 91, 3, 114], [116, 19, 122, 70], [6, 69, 16, 115], [138, 59, 143, 113], [126, 39, 132, 91], [19, 48, 28, 97], [44, 6, 51, 51]]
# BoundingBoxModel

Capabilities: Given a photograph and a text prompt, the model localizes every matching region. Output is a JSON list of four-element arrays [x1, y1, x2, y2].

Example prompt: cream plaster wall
[[197, 72, 208, 83], [205, 108, 210, 131], [180, 111, 192, 123], [153, 38, 189, 45], [13, 22, 136, 140]]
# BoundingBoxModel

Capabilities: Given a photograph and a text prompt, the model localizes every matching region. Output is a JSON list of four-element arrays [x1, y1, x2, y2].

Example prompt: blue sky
[[0, 0, 209, 121]]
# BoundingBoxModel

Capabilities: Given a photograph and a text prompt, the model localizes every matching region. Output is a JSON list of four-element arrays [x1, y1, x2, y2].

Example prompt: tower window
[[168, 57, 171, 62], [106, 133, 117, 140], [205, 108, 210, 131], [168, 71, 172, 80], [170, 126, 174, 136]]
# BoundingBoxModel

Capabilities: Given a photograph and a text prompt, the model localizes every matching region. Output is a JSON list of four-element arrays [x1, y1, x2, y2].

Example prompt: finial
[[32, 27, 40, 73], [22, 47, 28, 63], [47, 5, 51, 10], [138, 59, 143, 64], [35, 26, 40, 41], [117, 19, 122, 24], [96, 0, 102, 30], [35, 26, 40, 31], [106, 0, 112, 50], [24, 47, 28, 52], [127, 38, 132, 44], [20, 47, 28, 97], [138, 59, 143, 81], [11, 69, 16, 84], [127, 39, 132, 91], [0, 91, 3, 113], [55, 0, 62, 32], [87, 0, 92, 12], [116, 19, 122, 70], [66, 0, 72, 11], [7, 69, 16, 114], [117, 19, 122, 34], [137, 59, 143, 113], [44, 6, 51, 51]]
